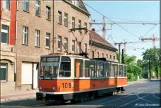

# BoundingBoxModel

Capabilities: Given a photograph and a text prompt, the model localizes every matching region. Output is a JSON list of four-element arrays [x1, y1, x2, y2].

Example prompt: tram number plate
[[62, 82, 73, 88]]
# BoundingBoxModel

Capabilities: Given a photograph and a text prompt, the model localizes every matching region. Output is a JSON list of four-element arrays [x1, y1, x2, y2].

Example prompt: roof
[[72, 0, 89, 14], [89, 30, 117, 51], [64, 0, 90, 16]]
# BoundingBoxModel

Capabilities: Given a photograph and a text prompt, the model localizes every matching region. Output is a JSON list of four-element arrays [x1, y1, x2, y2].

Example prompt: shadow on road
[[1, 92, 160, 108]]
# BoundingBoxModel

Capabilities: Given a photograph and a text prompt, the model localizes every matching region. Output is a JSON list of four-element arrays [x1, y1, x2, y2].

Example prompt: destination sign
[[47, 57, 59, 61], [41, 56, 59, 62]]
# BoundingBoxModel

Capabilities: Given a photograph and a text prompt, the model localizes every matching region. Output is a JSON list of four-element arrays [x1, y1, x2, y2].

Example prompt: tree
[[124, 55, 142, 81], [142, 48, 160, 79]]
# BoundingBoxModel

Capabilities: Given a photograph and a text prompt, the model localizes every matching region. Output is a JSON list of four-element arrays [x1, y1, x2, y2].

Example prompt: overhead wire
[[84, 2, 159, 46], [84, 2, 140, 38]]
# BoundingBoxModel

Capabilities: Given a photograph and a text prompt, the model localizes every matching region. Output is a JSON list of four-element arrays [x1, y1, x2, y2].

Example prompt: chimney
[[92, 28, 95, 31]]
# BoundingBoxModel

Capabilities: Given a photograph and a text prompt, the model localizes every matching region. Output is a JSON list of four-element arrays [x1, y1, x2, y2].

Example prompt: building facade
[[89, 29, 117, 60], [15, 0, 54, 90], [1, 0, 117, 93], [0, 0, 17, 95], [0, 0, 90, 91], [53, 0, 90, 55]]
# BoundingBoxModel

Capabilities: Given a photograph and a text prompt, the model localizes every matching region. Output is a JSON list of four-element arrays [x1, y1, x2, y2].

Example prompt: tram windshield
[[40, 66, 58, 79], [40, 56, 60, 79]]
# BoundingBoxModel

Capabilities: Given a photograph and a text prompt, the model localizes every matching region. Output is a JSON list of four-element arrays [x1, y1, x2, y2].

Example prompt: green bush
[[141, 71, 148, 79], [127, 73, 136, 81]]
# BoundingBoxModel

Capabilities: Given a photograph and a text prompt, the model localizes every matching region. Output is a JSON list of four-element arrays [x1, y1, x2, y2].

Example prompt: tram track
[[31, 81, 157, 107], [80, 83, 157, 105]]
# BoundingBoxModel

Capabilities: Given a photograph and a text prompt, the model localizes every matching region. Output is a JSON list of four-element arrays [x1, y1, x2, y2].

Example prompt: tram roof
[[92, 58, 119, 62], [40, 54, 89, 59]]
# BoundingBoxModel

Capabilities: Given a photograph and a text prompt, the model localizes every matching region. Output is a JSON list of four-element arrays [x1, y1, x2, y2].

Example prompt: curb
[[1, 93, 36, 103], [127, 79, 148, 85]]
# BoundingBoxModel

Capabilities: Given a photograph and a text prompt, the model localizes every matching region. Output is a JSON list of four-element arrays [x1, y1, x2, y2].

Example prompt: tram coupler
[[36, 92, 45, 100]]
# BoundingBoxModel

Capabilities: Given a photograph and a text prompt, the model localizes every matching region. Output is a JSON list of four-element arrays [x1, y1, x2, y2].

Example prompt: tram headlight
[[52, 87, 56, 90]]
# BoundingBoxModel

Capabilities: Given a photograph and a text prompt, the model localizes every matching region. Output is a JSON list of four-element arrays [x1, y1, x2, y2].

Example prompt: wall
[[1, 0, 17, 94], [89, 45, 117, 60], [54, 1, 90, 54], [16, 1, 53, 89]]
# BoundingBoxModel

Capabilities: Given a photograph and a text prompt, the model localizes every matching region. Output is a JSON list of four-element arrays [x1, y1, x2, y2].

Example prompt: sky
[[84, 1, 160, 60]]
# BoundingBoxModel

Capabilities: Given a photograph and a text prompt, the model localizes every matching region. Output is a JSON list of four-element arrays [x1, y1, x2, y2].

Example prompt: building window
[[78, 42, 81, 53], [84, 43, 87, 53], [64, 38, 68, 53], [46, 33, 50, 48], [1, 25, 9, 44], [72, 17, 75, 29], [84, 22, 87, 32], [78, 20, 81, 28], [58, 11, 62, 24], [2, 0, 10, 10], [0, 64, 7, 81], [113, 56, 115, 60], [22, 26, 28, 45], [106, 54, 108, 58], [110, 55, 112, 59], [64, 13, 68, 27], [46, 6, 51, 20], [78, 20, 81, 32], [92, 51, 94, 58], [36, 0, 40, 16], [102, 53, 104, 58], [24, 0, 29, 11], [58, 36, 62, 50], [72, 40, 75, 53], [35, 30, 40, 47], [97, 52, 99, 58]]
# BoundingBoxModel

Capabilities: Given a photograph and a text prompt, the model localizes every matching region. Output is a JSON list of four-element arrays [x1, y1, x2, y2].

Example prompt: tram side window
[[59, 57, 71, 77], [85, 60, 95, 77], [75, 59, 83, 77], [124, 66, 127, 77], [115, 65, 118, 77], [111, 64, 118, 77], [119, 65, 123, 77], [111, 64, 115, 77], [104, 62, 109, 77], [97, 62, 104, 77]]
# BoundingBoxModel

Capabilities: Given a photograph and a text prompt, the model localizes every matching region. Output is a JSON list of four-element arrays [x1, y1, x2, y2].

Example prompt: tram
[[36, 54, 127, 102]]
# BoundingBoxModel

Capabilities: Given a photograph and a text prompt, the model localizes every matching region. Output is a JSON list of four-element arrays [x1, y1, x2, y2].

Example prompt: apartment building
[[1, 0, 117, 93], [0, 0, 17, 94], [15, 0, 54, 90], [15, 0, 90, 90], [89, 29, 117, 60], [54, 0, 90, 55]]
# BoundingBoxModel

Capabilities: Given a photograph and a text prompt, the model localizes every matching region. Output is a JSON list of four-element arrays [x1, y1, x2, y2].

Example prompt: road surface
[[1, 80, 160, 108]]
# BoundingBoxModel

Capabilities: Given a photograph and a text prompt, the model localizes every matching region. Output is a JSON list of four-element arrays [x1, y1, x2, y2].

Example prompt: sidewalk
[[127, 79, 148, 85], [0, 79, 151, 103], [1, 89, 39, 103]]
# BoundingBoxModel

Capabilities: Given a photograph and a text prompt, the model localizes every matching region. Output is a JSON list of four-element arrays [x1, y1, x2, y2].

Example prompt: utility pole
[[118, 44, 121, 63], [124, 39, 126, 54], [140, 34, 160, 48], [114, 42, 127, 63], [102, 16, 106, 39], [149, 57, 151, 81], [89, 16, 112, 40], [122, 49, 124, 64]]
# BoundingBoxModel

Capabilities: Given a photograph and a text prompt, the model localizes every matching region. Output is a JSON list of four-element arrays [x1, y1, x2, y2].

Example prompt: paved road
[[1, 80, 160, 108]]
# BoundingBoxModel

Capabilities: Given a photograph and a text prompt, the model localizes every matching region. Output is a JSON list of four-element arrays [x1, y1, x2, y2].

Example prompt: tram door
[[76, 60, 80, 78]]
